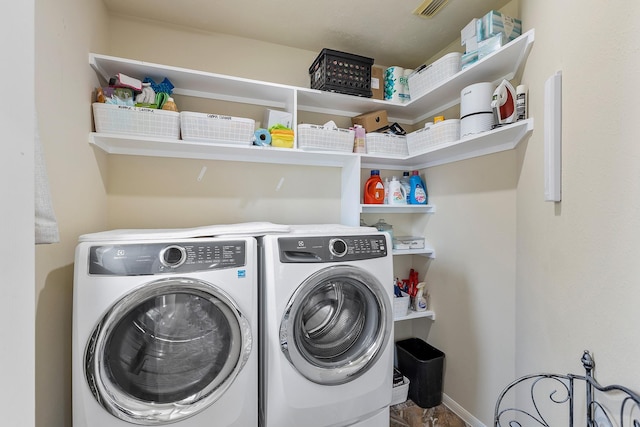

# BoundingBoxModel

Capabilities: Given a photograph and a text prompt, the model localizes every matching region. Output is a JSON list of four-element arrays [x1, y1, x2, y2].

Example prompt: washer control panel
[[278, 235, 387, 263], [88, 240, 246, 275]]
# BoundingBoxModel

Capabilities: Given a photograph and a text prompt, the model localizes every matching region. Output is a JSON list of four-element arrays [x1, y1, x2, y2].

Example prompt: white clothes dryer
[[73, 234, 258, 427], [259, 230, 394, 427]]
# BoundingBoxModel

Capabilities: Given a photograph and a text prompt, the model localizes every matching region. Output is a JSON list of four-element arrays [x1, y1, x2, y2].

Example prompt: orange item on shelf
[[364, 170, 385, 204]]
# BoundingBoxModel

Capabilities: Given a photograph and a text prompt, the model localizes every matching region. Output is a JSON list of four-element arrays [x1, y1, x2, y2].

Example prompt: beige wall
[[32, 1, 640, 427], [516, 0, 640, 395]]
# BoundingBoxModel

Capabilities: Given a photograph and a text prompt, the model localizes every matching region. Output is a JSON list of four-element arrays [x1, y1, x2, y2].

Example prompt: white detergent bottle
[[388, 176, 407, 205]]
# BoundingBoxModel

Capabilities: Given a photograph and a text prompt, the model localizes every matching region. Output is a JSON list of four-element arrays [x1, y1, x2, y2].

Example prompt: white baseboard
[[442, 393, 487, 427]]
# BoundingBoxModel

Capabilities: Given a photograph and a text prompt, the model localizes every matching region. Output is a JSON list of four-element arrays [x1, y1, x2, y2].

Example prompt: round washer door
[[280, 265, 392, 385], [85, 277, 252, 425]]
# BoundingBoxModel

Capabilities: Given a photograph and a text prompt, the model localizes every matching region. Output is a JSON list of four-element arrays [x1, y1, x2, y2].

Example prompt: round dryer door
[[85, 277, 252, 425], [280, 265, 392, 385]]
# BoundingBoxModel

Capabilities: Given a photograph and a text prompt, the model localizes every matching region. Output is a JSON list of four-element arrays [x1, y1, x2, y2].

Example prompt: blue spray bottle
[[409, 170, 428, 204]]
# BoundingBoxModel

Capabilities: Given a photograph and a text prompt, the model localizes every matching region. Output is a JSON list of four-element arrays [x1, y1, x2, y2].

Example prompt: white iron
[[491, 79, 517, 125]]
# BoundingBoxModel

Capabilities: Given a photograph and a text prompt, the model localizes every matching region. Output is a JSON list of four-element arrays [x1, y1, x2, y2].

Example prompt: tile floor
[[390, 400, 469, 427]]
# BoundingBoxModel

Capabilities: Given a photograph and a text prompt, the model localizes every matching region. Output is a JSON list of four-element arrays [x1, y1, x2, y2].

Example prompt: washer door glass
[[280, 265, 391, 385], [85, 278, 252, 425]]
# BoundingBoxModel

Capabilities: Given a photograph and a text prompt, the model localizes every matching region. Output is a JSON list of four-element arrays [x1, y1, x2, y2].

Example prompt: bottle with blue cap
[[408, 170, 428, 205]]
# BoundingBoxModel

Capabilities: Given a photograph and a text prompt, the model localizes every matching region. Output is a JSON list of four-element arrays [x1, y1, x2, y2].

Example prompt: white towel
[[34, 110, 60, 244]]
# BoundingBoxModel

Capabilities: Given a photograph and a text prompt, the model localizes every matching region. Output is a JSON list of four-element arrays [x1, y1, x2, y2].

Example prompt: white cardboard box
[[263, 109, 293, 129]]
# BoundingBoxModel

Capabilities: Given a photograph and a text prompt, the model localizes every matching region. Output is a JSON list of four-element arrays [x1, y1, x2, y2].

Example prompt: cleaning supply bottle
[[161, 97, 178, 112], [364, 170, 385, 204], [352, 124, 366, 153], [388, 176, 407, 205], [383, 177, 390, 204], [400, 171, 411, 204], [412, 282, 427, 312], [409, 170, 428, 205]]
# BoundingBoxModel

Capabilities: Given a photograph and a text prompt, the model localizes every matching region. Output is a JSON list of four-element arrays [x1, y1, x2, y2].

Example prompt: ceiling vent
[[412, 0, 450, 18]]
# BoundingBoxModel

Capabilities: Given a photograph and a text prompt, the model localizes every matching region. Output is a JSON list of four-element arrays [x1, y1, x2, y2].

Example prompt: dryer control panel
[[88, 240, 246, 275], [278, 235, 387, 263]]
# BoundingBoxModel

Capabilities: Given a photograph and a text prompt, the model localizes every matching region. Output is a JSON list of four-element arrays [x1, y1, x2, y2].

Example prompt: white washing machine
[[259, 228, 394, 427], [73, 234, 258, 427]]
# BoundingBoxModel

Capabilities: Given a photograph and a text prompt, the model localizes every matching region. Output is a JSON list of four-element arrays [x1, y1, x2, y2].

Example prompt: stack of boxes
[[461, 10, 523, 70]]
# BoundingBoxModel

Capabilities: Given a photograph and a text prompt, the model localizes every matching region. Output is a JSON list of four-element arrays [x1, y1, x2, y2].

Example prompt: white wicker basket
[[366, 133, 409, 157], [407, 119, 461, 156], [180, 111, 255, 145], [297, 124, 354, 152], [391, 376, 410, 406], [408, 52, 462, 100], [92, 103, 180, 139], [393, 292, 411, 318]]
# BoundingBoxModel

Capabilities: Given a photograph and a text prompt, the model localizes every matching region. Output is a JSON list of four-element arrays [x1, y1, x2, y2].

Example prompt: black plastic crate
[[309, 48, 374, 97]]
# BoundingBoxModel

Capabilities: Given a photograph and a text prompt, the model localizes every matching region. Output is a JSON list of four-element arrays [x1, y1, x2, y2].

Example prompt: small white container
[[393, 291, 410, 318], [406, 119, 460, 156], [408, 52, 462, 100], [391, 376, 410, 406], [297, 124, 354, 152], [180, 111, 255, 145], [365, 133, 409, 157], [92, 103, 180, 139]]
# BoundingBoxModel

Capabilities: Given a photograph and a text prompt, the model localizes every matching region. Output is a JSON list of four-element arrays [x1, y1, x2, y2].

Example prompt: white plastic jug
[[388, 176, 407, 205]]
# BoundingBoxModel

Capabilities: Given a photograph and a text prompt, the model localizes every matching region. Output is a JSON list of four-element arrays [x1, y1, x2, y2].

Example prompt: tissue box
[[461, 18, 479, 53], [393, 236, 426, 250], [461, 50, 479, 70], [351, 110, 389, 133], [478, 10, 522, 42], [264, 109, 293, 129], [478, 33, 507, 60]]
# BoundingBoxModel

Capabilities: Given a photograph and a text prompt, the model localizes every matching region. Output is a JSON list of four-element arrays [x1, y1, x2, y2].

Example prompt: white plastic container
[[297, 124, 354, 152], [408, 52, 462, 100], [180, 111, 255, 145], [92, 103, 180, 139], [365, 133, 409, 157], [406, 119, 460, 156], [391, 376, 410, 406]]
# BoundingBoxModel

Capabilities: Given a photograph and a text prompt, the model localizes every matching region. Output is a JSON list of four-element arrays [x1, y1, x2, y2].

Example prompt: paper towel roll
[[384, 66, 404, 102], [253, 128, 272, 146], [399, 69, 413, 103]]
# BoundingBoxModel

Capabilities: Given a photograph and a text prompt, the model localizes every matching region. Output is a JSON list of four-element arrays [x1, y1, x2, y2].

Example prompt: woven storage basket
[[297, 124, 354, 152], [391, 376, 410, 406], [366, 133, 409, 157], [180, 112, 255, 145], [407, 119, 460, 156], [92, 103, 180, 139], [408, 52, 462, 100]]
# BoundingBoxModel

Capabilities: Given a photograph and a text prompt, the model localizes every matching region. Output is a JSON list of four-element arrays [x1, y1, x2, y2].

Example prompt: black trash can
[[395, 338, 445, 408]]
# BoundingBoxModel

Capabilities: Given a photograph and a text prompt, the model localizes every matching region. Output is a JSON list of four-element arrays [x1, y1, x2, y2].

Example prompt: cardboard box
[[371, 66, 384, 100], [263, 109, 293, 129], [351, 110, 388, 132]]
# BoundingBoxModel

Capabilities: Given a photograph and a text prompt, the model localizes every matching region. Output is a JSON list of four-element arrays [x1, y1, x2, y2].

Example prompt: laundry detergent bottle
[[400, 171, 411, 204], [364, 170, 385, 204], [388, 176, 407, 205], [409, 170, 428, 204]]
